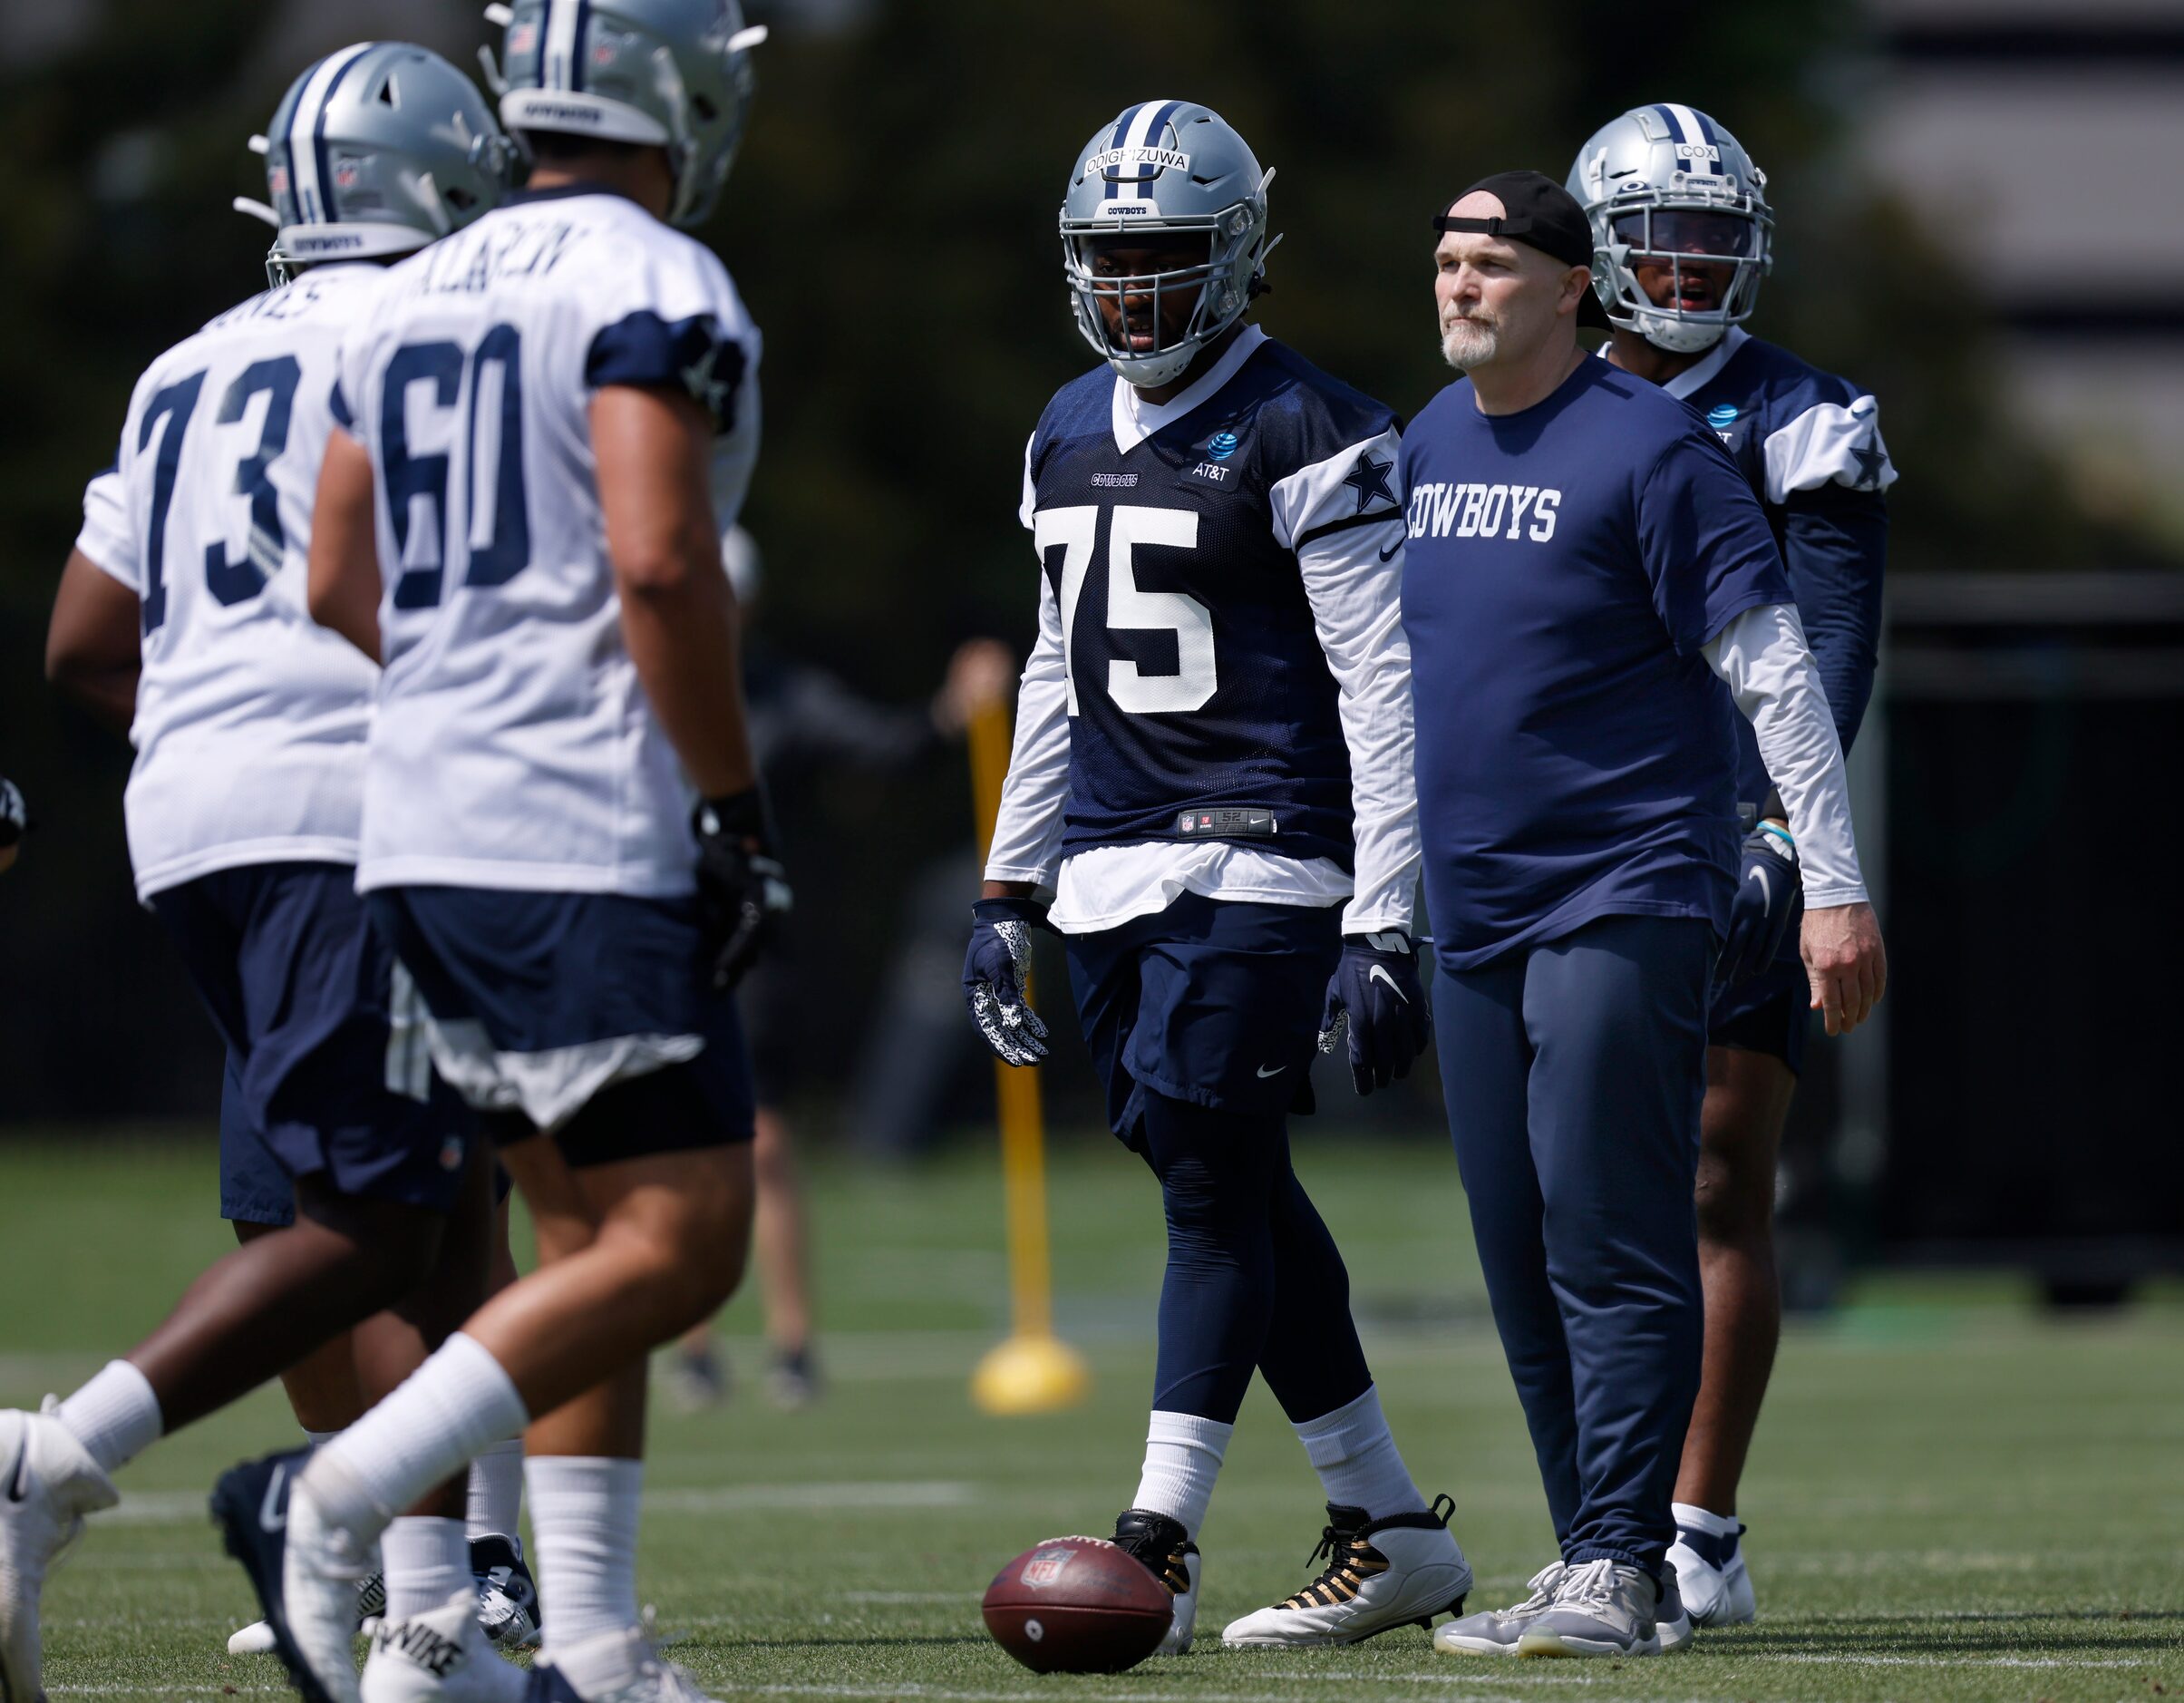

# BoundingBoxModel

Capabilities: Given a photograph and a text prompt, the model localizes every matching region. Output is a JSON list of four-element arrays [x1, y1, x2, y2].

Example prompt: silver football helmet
[[1567, 103, 1773, 355], [1061, 101, 1279, 388], [236, 43, 516, 286], [481, 0, 768, 229]]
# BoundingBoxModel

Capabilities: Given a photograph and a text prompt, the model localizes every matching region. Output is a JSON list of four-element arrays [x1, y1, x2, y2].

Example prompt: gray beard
[[1441, 319, 1498, 371]]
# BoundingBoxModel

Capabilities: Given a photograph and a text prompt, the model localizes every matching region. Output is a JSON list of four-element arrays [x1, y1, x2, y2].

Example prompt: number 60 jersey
[[74, 267, 387, 900], [988, 326, 1420, 935], [331, 188, 761, 900]]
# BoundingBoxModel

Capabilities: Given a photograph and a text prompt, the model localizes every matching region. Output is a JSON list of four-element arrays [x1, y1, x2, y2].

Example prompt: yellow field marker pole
[[966, 696, 1091, 1415]]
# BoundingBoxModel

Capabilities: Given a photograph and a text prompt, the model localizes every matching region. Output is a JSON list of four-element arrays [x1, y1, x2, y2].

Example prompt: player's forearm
[[621, 564, 758, 801], [1705, 601, 1867, 907], [305, 430, 383, 664], [46, 550, 144, 735], [984, 582, 1072, 886]]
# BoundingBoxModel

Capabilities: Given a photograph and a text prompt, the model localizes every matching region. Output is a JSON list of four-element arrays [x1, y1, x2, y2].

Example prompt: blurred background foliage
[[0, 0, 2165, 1123]]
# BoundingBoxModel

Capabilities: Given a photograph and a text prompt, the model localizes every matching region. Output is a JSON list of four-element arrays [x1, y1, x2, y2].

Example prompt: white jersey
[[334, 188, 761, 897], [73, 265, 386, 900]]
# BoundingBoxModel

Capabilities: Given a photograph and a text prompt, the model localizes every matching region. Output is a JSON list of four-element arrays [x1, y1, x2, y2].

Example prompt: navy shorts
[[1064, 894, 1341, 1151], [1708, 957, 1809, 1076], [150, 863, 477, 1221], [365, 886, 755, 1164]]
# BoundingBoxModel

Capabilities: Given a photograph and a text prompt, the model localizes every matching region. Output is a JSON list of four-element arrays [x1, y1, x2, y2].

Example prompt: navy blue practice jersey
[[1654, 328, 1893, 806], [1017, 328, 1406, 873]]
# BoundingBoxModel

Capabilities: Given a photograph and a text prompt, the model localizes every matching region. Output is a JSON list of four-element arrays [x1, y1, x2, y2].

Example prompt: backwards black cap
[[1435, 170, 1607, 327]]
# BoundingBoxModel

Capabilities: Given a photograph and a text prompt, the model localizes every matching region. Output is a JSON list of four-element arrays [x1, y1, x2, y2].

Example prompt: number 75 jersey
[[74, 265, 387, 901], [332, 189, 762, 899], [991, 326, 1419, 929]]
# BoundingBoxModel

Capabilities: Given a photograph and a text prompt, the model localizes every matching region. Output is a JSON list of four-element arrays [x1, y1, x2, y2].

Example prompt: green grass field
[[3, 1133, 2181, 1702]]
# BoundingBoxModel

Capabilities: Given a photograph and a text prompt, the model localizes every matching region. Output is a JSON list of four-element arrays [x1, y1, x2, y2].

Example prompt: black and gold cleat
[[1222, 1493, 1474, 1647], [1111, 1508, 1201, 1655]]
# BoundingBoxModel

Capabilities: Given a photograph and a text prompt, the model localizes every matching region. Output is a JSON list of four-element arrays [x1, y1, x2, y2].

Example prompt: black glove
[[1318, 929, 1432, 1095], [692, 788, 791, 992], [0, 778, 23, 850], [963, 896, 1052, 1066], [1716, 822, 1802, 986]]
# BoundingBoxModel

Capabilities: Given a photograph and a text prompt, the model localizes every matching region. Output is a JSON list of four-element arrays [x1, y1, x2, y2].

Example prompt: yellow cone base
[[971, 1333, 1092, 1416]]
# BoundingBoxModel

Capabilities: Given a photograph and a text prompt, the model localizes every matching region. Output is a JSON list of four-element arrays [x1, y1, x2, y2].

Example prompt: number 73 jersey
[[990, 326, 1421, 932], [74, 265, 388, 900], [332, 189, 762, 899]]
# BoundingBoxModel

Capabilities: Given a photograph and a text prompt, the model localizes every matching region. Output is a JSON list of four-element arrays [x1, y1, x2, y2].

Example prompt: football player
[[23, 44, 522, 1703], [1568, 103, 1893, 1628], [965, 101, 1470, 1651], [220, 6, 783, 1703]]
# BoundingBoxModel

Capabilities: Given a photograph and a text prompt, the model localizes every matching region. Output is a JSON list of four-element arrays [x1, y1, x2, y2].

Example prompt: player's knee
[[1693, 1140, 1774, 1244]]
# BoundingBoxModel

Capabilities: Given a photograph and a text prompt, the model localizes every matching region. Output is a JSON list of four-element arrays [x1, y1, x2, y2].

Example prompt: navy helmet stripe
[[1693, 108, 1719, 143], [1651, 102, 1692, 172], [311, 44, 373, 223], [568, 0, 593, 92], [1103, 102, 1143, 199], [1132, 99, 1185, 179], [284, 51, 331, 223]]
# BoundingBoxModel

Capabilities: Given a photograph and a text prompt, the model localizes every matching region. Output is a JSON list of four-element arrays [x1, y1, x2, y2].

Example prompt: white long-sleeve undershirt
[[1703, 601, 1869, 908]]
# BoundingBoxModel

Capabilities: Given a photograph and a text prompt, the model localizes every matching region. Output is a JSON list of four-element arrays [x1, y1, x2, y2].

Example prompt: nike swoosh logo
[[1256, 1064, 1286, 1078], [259, 1461, 287, 1533], [1747, 866, 1772, 909], [1378, 540, 1403, 562], [1366, 964, 1410, 1005], [5, 1434, 28, 1504]]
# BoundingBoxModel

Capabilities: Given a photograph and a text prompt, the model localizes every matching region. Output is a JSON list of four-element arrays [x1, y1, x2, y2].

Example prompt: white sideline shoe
[[1222, 1495, 1472, 1647], [1667, 1517, 1755, 1627], [362, 1589, 525, 1703], [1515, 1558, 1671, 1658], [283, 1474, 382, 1703], [0, 1407, 121, 1703], [1434, 1561, 1565, 1656]]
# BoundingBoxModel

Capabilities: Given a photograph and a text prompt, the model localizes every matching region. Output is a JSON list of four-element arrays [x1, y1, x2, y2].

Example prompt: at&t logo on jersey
[[1407, 482, 1562, 542]]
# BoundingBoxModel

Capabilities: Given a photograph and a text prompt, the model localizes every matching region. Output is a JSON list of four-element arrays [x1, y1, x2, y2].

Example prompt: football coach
[[1403, 172, 1886, 1660]]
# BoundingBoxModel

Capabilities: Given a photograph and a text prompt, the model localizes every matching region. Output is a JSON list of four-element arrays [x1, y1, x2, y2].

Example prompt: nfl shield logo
[[1018, 1546, 1074, 1589], [335, 159, 361, 190], [509, 21, 538, 54]]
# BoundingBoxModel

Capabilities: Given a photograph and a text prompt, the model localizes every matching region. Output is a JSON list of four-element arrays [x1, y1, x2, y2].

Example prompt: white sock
[[1130, 1411, 1231, 1540], [1293, 1386, 1426, 1521], [468, 1438, 525, 1542], [300, 1334, 528, 1542], [304, 1428, 343, 1448], [381, 1516, 470, 1622], [55, 1360, 161, 1474], [1673, 1501, 1739, 1538], [528, 1456, 644, 1654]]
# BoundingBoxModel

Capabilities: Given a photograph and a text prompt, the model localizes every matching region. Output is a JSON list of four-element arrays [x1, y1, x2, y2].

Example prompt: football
[[981, 1535, 1171, 1673]]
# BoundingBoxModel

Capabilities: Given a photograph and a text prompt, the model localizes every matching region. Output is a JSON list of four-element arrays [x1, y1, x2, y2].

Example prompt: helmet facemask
[[1062, 194, 1272, 389], [1594, 194, 1772, 355]]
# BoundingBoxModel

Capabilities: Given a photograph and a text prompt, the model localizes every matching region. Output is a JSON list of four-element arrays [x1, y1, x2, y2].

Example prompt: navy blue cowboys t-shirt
[[1401, 357, 1791, 970]]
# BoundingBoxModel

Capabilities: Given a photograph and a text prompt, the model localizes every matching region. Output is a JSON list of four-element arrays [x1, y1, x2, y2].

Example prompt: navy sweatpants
[[1434, 911, 1713, 1574]]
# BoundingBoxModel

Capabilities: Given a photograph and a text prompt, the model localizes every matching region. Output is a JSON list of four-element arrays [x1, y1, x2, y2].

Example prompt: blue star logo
[[1849, 431, 1888, 491], [1341, 453, 1395, 513]]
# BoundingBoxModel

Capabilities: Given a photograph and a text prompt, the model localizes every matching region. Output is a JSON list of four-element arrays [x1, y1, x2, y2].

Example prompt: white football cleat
[[228, 1619, 281, 1655], [0, 1406, 121, 1703], [1222, 1495, 1472, 1648], [230, 1572, 385, 1657], [282, 1474, 383, 1703], [1434, 1561, 1565, 1655], [1110, 1509, 1199, 1654], [1667, 1516, 1754, 1627], [362, 1589, 525, 1703]]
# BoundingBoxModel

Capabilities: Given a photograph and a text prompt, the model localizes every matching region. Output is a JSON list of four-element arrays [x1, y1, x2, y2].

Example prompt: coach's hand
[[0, 777, 25, 875], [1718, 822, 1802, 986], [693, 789, 792, 992], [1319, 931, 1432, 1095], [1802, 900, 1887, 1036], [964, 895, 1053, 1066]]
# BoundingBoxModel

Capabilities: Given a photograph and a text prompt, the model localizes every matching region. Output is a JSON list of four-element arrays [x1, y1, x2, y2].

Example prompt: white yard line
[[89, 1480, 975, 1527]]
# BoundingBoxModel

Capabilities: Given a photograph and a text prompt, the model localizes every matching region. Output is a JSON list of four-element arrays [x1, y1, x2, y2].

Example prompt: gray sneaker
[[1432, 1562, 1566, 1656], [1515, 1558, 1666, 1658], [1655, 1563, 1694, 1652]]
